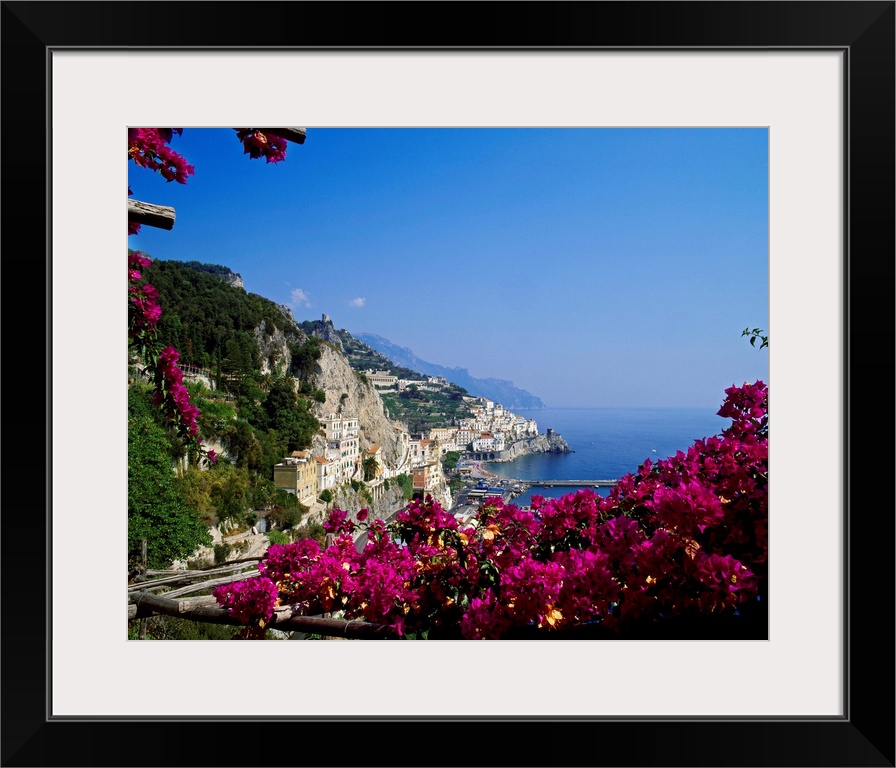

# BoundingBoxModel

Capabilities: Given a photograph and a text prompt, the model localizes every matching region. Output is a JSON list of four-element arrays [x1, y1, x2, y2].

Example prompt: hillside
[[132, 257, 402, 466], [353, 332, 545, 410], [300, 317, 475, 433]]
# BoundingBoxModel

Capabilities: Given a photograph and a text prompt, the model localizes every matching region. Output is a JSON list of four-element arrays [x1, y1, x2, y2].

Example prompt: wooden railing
[[129, 592, 400, 639], [128, 554, 400, 640]]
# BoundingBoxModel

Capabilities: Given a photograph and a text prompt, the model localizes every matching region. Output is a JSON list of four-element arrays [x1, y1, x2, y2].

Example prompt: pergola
[[127, 128, 307, 230]]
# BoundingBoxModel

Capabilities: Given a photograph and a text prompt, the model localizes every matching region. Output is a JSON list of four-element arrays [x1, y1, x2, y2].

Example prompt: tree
[[128, 389, 212, 570], [262, 376, 319, 451], [290, 338, 322, 382], [442, 451, 460, 470], [362, 454, 379, 481]]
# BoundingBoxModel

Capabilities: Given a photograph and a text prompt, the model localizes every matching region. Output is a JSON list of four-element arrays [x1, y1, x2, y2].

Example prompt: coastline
[[463, 432, 573, 464]]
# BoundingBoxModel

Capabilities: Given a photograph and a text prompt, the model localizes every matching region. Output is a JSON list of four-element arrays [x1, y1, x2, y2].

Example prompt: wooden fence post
[[139, 540, 148, 640]]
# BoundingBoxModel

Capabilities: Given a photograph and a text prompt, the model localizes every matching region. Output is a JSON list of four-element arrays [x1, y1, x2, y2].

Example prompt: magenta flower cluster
[[215, 382, 768, 639], [128, 128, 195, 184], [128, 251, 162, 339], [152, 346, 200, 438], [212, 576, 280, 625], [127, 249, 216, 463], [235, 129, 288, 164]]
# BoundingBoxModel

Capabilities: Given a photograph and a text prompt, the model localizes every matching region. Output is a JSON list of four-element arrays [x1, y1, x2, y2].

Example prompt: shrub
[[213, 543, 232, 564], [293, 522, 327, 547], [267, 503, 304, 530], [395, 473, 413, 501]]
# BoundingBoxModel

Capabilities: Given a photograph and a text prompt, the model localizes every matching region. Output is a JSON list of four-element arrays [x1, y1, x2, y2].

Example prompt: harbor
[[451, 460, 619, 522]]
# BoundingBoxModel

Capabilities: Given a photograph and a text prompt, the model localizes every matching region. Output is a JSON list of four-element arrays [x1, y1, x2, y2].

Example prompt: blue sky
[[128, 127, 768, 409]]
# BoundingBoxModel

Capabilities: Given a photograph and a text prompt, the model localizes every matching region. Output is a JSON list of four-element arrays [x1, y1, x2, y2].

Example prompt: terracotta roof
[[367, 445, 381, 453]]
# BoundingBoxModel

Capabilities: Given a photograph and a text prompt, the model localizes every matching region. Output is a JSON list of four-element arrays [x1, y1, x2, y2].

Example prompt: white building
[[315, 455, 338, 492], [366, 370, 398, 387], [321, 413, 360, 482]]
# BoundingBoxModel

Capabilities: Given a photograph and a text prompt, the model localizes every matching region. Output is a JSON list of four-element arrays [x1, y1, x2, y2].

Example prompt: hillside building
[[273, 450, 318, 504]]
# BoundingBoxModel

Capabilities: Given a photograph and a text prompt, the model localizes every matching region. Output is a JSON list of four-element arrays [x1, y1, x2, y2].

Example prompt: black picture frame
[[4, 2, 893, 766]]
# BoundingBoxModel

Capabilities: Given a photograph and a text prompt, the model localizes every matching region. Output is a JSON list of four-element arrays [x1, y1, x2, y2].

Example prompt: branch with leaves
[[741, 327, 769, 349]]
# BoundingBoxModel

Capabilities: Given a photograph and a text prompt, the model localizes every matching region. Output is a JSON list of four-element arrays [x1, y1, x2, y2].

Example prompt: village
[[270, 381, 542, 525]]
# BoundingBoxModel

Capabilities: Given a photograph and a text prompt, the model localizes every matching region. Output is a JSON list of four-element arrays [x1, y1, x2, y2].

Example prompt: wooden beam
[[130, 592, 400, 639], [256, 128, 306, 145], [127, 594, 218, 619], [129, 560, 263, 592], [128, 199, 176, 230]]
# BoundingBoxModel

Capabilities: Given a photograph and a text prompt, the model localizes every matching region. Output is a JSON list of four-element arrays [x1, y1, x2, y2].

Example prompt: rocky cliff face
[[482, 432, 573, 463], [309, 344, 402, 466], [306, 314, 345, 351], [220, 271, 244, 290], [249, 313, 401, 467], [253, 320, 294, 377], [331, 484, 409, 523]]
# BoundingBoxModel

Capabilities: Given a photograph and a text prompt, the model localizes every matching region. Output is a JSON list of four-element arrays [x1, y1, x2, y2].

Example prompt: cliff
[[308, 344, 402, 467], [471, 432, 573, 463], [330, 483, 409, 524], [301, 314, 345, 351], [252, 318, 294, 377]]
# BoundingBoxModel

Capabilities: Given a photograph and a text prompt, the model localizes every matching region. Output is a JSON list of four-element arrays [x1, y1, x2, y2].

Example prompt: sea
[[482, 406, 730, 507]]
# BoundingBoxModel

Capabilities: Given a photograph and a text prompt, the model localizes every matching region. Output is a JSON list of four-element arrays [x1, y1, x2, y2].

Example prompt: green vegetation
[[742, 326, 769, 350], [266, 495, 308, 531], [132, 258, 324, 457], [333, 328, 421, 380], [129, 616, 242, 640], [137, 255, 289, 374], [293, 521, 327, 547], [378, 386, 472, 435], [289, 337, 323, 383], [362, 454, 378, 481], [395, 473, 413, 501], [442, 450, 461, 470], [128, 615, 282, 640], [333, 327, 473, 433], [174, 459, 283, 528], [128, 386, 212, 570], [127, 259, 336, 570]]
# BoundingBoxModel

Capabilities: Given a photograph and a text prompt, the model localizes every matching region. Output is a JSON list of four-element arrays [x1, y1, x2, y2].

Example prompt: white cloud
[[290, 288, 311, 307], [347, 297, 366, 308]]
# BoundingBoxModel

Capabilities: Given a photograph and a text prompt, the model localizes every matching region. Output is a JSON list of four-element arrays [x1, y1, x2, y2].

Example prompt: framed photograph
[[6, 1, 893, 766]]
